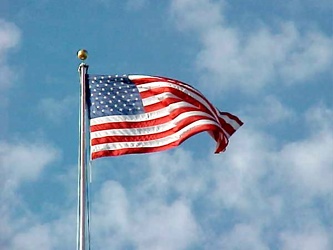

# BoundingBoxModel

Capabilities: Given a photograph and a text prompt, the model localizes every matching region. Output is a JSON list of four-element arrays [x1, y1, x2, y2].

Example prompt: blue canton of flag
[[87, 75, 144, 118]]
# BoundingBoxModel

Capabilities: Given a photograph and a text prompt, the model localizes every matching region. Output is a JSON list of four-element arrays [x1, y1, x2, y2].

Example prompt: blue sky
[[0, 0, 332, 249]]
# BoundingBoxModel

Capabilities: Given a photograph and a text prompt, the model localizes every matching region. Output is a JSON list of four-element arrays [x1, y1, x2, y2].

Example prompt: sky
[[0, 0, 332, 249]]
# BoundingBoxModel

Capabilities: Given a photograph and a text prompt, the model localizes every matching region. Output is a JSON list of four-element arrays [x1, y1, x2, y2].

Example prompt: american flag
[[87, 74, 243, 159]]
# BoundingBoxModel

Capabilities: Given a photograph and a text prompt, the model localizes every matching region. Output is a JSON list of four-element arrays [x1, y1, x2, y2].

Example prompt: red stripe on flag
[[90, 106, 207, 132], [91, 115, 218, 145], [91, 123, 220, 159]]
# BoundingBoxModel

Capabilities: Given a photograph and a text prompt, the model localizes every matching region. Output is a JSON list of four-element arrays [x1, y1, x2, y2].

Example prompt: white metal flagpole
[[77, 49, 89, 250]]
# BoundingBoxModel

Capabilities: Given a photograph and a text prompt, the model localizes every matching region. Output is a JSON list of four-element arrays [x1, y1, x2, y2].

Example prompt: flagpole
[[77, 50, 89, 250]]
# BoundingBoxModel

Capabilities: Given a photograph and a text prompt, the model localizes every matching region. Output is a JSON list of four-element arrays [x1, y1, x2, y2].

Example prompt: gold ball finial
[[77, 49, 88, 60]]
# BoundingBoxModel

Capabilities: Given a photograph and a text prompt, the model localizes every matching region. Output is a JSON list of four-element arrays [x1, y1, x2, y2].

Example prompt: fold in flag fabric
[[86, 74, 243, 160]]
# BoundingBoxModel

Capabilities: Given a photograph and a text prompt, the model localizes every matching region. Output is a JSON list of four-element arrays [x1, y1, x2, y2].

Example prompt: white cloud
[[0, 19, 20, 54], [132, 200, 200, 250], [97, 0, 149, 9], [280, 228, 331, 250], [288, 0, 333, 13], [3, 208, 77, 250], [170, 0, 333, 94], [216, 224, 269, 250], [278, 29, 333, 84], [210, 103, 333, 207], [38, 95, 77, 124], [305, 104, 333, 131], [93, 181, 130, 241], [208, 132, 278, 227], [0, 140, 60, 189], [170, 0, 223, 31], [0, 140, 61, 249], [10, 225, 53, 250], [199, 104, 332, 247], [0, 19, 20, 137], [242, 95, 294, 126], [278, 105, 333, 196], [126, 0, 149, 10], [0, 19, 20, 90], [92, 180, 200, 249], [143, 149, 208, 199]]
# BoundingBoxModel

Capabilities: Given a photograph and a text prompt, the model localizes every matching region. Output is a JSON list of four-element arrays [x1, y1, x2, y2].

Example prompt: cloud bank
[[170, 0, 333, 93], [0, 19, 20, 90]]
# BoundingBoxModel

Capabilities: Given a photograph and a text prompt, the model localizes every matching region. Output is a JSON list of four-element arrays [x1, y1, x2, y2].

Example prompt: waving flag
[[86, 75, 243, 159]]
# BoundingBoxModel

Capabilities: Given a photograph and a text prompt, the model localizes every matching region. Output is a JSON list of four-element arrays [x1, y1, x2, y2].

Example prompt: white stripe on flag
[[218, 114, 242, 130], [91, 110, 217, 138], [91, 119, 220, 152], [90, 101, 197, 125]]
